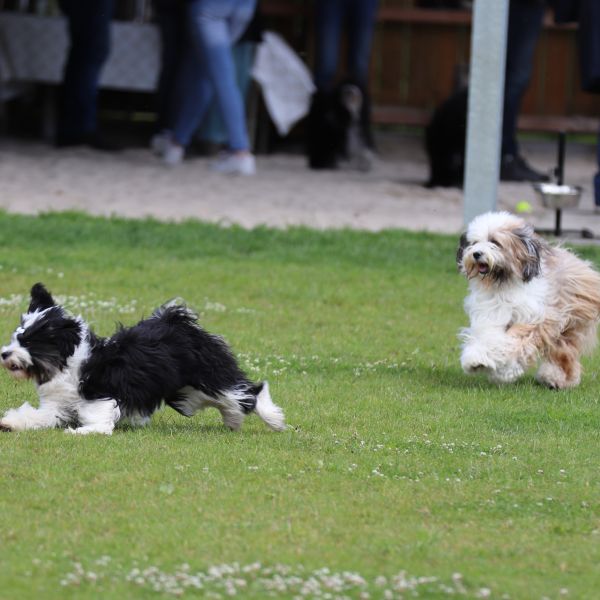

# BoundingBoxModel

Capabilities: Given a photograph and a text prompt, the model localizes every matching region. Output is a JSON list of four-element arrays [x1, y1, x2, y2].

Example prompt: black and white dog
[[306, 80, 374, 171], [0, 283, 286, 435]]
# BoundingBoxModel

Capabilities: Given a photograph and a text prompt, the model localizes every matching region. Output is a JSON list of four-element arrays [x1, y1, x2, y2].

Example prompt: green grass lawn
[[0, 212, 599, 599]]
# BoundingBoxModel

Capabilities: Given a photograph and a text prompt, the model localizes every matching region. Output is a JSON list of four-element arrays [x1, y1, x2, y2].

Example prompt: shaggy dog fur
[[0, 284, 286, 434], [306, 80, 373, 171], [457, 211, 600, 389]]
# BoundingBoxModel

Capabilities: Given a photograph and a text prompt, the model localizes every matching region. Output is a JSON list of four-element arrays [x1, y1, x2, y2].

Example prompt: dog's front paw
[[0, 409, 23, 432], [65, 425, 114, 435], [461, 346, 494, 374], [488, 361, 525, 384]]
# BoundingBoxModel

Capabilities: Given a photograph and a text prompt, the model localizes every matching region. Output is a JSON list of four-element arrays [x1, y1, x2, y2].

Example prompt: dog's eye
[[490, 238, 502, 248]]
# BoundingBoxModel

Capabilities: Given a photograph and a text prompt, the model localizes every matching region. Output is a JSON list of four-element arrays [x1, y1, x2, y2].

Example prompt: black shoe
[[500, 154, 549, 182], [56, 132, 122, 152]]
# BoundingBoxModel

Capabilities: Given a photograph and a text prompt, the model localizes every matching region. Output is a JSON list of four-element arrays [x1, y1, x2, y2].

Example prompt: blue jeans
[[314, 0, 379, 92], [502, 0, 545, 158], [170, 0, 256, 151], [57, 0, 114, 141], [196, 42, 256, 145]]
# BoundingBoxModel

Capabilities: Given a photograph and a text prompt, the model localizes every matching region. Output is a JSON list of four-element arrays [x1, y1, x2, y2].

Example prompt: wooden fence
[[262, 0, 599, 132]]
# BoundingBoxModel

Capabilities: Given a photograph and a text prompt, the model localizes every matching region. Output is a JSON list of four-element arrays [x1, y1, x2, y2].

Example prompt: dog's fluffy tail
[[254, 382, 286, 431]]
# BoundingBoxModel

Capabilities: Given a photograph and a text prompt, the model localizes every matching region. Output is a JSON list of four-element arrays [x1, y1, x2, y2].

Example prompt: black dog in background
[[424, 87, 468, 188], [306, 81, 374, 171]]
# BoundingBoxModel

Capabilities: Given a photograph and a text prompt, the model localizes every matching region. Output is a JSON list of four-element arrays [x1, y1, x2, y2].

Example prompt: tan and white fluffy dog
[[457, 211, 600, 389]]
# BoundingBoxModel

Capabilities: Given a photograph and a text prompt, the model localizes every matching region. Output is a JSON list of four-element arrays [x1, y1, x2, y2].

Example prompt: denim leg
[[346, 0, 379, 87], [314, 0, 345, 91], [197, 42, 256, 145], [184, 0, 255, 151], [228, 0, 256, 43], [169, 42, 214, 147], [57, 0, 114, 139], [501, 0, 545, 157], [154, 0, 185, 131]]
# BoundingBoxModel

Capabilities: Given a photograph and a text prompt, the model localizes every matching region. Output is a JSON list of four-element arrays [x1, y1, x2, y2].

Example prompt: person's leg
[[228, 0, 256, 44], [595, 129, 600, 209], [196, 41, 256, 147], [153, 0, 185, 132], [168, 2, 217, 149], [501, 0, 545, 159], [57, 0, 114, 144], [314, 0, 344, 92], [346, 0, 379, 150], [189, 0, 255, 152], [346, 0, 379, 88]]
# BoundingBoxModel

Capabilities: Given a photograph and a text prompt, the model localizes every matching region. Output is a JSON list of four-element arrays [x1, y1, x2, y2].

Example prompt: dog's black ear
[[456, 233, 468, 269], [514, 227, 542, 282], [28, 283, 56, 312]]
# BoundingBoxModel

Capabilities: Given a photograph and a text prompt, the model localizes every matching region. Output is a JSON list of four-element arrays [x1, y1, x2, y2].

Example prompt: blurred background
[[0, 0, 596, 151]]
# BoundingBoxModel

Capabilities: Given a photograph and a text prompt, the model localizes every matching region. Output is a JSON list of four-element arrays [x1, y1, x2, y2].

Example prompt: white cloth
[[0, 13, 159, 91], [251, 31, 315, 137]]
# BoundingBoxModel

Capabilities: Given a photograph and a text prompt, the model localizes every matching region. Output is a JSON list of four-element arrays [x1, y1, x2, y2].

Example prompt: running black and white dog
[[0, 283, 286, 435]]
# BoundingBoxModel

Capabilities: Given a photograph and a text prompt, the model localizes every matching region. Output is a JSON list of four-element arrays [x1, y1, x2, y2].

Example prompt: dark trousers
[[314, 0, 379, 92], [57, 0, 114, 141], [595, 129, 600, 206], [153, 0, 186, 132], [502, 0, 545, 157]]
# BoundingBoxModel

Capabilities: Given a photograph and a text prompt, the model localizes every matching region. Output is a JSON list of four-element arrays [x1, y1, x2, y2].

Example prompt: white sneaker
[[162, 139, 184, 166], [211, 152, 256, 176], [150, 130, 171, 155]]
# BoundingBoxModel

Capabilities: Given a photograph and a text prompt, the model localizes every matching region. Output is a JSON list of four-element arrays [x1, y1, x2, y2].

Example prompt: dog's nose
[[1, 351, 11, 360], [473, 251, 482, 260]]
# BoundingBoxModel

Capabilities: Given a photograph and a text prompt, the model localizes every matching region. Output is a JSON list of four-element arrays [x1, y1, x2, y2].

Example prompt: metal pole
[[463, 0, 510, 225]]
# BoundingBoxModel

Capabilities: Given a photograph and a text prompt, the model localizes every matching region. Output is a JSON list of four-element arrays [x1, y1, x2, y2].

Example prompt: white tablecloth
[[0, 13, 160, 91]]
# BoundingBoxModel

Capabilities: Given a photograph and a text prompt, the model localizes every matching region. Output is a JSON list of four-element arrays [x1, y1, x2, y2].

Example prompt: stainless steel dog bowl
[[532, 182, 582, 210]]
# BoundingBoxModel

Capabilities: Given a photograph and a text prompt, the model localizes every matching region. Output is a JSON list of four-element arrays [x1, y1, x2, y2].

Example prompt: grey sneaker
[[162, 139, 184, 166], [211, 152, 256, 176], [150, 130, 171, 155]]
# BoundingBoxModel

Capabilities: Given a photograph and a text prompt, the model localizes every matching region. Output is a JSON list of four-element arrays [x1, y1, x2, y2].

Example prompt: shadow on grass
[[403, 363, 540, 392], [125, 418, 284, 437]]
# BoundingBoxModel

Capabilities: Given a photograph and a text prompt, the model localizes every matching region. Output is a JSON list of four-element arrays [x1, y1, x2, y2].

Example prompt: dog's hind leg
[[217, 383, 287, 431], [167, 387, 246, 430], [535, 328, 584, 390], [122, 412, 151, 428], [67, 398, 121, 435], [217, 395, 246, 431], [536, 353, 581, 389]]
